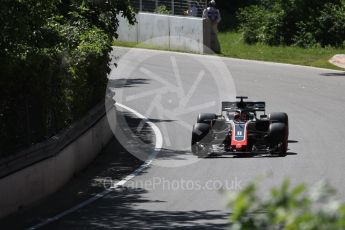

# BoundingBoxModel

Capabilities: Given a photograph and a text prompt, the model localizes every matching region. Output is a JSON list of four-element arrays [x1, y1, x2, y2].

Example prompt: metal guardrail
[[0, 94, 115, 179], [130, 0, 207, 17]]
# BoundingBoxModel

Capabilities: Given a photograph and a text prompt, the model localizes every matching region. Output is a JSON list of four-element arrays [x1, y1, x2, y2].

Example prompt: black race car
[[191, 96, 289, 158]]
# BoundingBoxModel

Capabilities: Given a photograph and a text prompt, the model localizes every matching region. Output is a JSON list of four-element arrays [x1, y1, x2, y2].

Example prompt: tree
[[0, 0, 136, 156], [237, 0, 345, 47]]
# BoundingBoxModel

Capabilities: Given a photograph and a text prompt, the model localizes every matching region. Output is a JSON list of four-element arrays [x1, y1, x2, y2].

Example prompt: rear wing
[[222, 101, 266, 112]]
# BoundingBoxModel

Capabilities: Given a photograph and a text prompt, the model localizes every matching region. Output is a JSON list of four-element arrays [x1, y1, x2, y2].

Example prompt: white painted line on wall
[[28, 102, 163, 230]]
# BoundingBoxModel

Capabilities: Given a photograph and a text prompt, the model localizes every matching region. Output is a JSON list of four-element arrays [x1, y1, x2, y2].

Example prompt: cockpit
[[226, 111, 256, 122]]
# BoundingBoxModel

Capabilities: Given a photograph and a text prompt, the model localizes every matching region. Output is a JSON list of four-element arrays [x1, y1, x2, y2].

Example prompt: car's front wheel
[[191, 123, 211, 158]]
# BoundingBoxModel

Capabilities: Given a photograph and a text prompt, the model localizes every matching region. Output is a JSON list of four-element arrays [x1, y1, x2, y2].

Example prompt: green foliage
[[228, 179, 345, 230], [154, 5, 171, 15], [237, 0, 345, 47], [216, 0, 258, 30], [314, 0, 345, 47], [237, 5, 269, 44], [0, 0, 136, 156]]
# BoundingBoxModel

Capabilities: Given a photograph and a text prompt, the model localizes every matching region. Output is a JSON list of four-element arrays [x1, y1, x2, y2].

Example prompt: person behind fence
[[184, 3, 197, 16], [188, 2, 198, 17], [202, 0, 221, 53]]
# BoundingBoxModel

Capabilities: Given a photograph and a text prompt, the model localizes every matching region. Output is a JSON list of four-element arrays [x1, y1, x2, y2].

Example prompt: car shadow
[[207, 152, 297, 159], [207, 150, 298, 159], [288, 140, 298, 143], [108, 78, 150, 88], [320, 72, 345, 77]]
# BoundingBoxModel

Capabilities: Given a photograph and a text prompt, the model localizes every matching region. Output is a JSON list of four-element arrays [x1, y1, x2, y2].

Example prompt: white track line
[[28, 102, 162, 230]]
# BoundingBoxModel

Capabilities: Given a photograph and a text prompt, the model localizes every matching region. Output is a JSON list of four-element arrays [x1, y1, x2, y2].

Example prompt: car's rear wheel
[[197, 113, 217, 124], [269, 112, 289, 137], [269, 122, 288, 157]]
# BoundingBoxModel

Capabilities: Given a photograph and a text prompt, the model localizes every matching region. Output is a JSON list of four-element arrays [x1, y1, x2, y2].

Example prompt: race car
[[191, 96, 289, 158]]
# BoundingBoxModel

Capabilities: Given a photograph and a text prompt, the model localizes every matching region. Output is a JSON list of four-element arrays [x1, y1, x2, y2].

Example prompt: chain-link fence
[[129, 0, 207, 17]]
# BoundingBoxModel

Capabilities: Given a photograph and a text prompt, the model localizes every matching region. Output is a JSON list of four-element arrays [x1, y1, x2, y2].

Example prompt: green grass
[[113, 40, 161, 49], [113, 32, 345, 70], [218, 31, 344, 70], [112, 40, 193, 54]]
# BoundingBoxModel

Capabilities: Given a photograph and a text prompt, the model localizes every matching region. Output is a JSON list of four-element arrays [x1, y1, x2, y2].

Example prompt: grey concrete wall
[[0, 105, 115, 219], [117, 13, 208, 54], [117, 16, 138, 43], [169, 16, 205, 53], [138, 13, 170, 47]]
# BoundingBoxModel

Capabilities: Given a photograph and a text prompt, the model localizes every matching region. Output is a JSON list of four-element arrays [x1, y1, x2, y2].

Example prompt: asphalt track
[[39, 47, 345, 229]]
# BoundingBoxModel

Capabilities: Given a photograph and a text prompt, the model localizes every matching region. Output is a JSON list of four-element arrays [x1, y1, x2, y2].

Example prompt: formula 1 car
[[191, 96, 289, 158]]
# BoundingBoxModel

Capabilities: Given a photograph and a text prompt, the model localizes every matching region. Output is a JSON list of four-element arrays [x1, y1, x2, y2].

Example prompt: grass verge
[[113, 32, 344, 70], [112, 40, 191, 54], [218, 31, 344, 70]]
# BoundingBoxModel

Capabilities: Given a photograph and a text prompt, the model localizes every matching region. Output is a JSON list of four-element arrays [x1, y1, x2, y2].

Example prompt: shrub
[[237, 5, 269, 44], [237, 0, 345, 47], [315, 0, 345, 47], [0, 0, 136, 157], [154, 5, 171, 15], [227, 179, 345, 229]]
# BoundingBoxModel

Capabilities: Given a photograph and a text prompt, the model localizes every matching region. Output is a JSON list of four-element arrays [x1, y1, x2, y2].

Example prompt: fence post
[[155, 0, 158, 8], [171, 0, 174, 14], [139, 0, 142, 11]]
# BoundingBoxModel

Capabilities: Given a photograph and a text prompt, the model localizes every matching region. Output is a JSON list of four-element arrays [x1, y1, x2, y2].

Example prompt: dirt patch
[[329, 54, 345, 69]]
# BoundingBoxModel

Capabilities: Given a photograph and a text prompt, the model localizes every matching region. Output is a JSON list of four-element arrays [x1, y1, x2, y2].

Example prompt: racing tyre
[[191, 123, 212, 158], [197, 113, 217, 124], [269, 112, 289, 138], [268, 122, 288, 157]]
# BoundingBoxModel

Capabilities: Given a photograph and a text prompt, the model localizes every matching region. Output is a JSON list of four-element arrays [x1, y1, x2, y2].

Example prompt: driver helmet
[[240, 112, 248, 121], [234, 111, 240, 121]]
